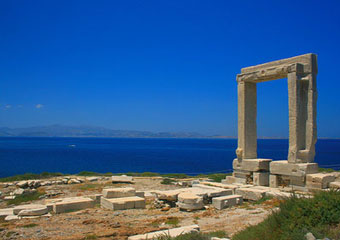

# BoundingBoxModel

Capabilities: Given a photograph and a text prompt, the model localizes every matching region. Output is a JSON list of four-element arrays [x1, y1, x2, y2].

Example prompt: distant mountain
[[0, 125, 207, 138]]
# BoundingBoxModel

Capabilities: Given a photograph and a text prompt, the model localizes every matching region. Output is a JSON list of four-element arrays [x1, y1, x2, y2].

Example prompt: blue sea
[[0, 137, 340, 178]]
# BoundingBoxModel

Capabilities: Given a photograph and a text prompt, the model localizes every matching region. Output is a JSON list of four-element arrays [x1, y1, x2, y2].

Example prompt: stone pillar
[[302, 54, 318, 163], [237, 80, 257, 159], [288, 57, 318, 163], [287, 69, 303, 163]]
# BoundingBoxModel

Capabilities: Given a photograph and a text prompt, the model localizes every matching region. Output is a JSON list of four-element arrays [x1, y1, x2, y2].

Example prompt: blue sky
[[0, 0, 339, 137]]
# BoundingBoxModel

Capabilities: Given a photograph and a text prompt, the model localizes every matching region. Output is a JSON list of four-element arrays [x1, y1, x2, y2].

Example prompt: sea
[[0, 137, 339, 178]]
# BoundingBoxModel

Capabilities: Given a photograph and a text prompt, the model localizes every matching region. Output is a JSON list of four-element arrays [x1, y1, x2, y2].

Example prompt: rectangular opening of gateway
[[257, 78, 289, 160]]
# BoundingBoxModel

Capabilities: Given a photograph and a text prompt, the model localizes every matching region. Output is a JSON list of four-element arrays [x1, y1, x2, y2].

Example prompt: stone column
[[237, 80, 257, 159], [299, 72, 317, 162], [288, 57, 317, 163], [303, 54, 318, 163], [287, 65, 305, 163]]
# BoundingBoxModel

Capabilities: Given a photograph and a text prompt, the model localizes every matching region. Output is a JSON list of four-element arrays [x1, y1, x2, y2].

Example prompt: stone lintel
[[241, 53, 317, 74], [237, 63, 305, 83], [233, 158, 272, 172], [270, 160, 318, 177], [237, 53, 317, 83]]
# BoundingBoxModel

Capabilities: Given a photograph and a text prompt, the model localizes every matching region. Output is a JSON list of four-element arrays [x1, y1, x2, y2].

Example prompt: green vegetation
[[165, 217, 180, 227], [233, 190, 340, 240], [162, 173, 190, 179], [161, 178, 176, 185], [0, 172, 64, 182], [84, 234, 98, 240], [318, 167, 339, 173], [156, 231, 228, 240], [78, 184, 100, 190], [7, 191, 45, 206], [197, 173, 232, 183], [253, 196, 272, 205], [0, 171, 234, 183], [21, 223, 38, 228], [77, 171, 113, 176]]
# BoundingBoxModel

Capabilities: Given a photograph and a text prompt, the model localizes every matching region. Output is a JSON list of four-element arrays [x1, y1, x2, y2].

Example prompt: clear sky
[[0, 0, 339, 137]]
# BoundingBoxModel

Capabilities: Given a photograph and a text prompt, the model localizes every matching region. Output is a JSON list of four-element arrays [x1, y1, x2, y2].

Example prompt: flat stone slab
[[212, 195, 243, 210], [235, 188, 267, 201], [102, 187, 136, 198], [128, 225, 200, 240], [0, 208, 14, 217], [270, 161, 318, 177], [45, 197, 95, 214], [18, 206, 48, 216], [5, 215, 20, 221], [200, 182, 238, 193], [233, 158, 272, 172], [231, 183, 253, 188], [154, 189, 189, 201], [190, 184, 233, 198], [112, 175, 134, 183], [265, 191, 292, 200], [101, 196, 145, 210], [13, 204, 47, 215], [86, 177, 100, 182]]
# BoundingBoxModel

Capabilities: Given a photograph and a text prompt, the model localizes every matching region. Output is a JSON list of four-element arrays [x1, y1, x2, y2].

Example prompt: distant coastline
[[0, 125, 338, 139]]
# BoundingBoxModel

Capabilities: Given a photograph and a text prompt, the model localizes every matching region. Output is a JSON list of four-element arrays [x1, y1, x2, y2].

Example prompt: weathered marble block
[[233, 158, 272, 172], [101, 196, 145, 210], [270, 161, 318, 177], [235, 188, 267, 201], [212, 195, 243, 210], [154, 189, 189, 201], [112, 175, 134, 184], [45, 197, 95, 214], [306, 173, 335, 189], [177, 192, 204, 210], [253, 172, 269, 186], [269, 174, 279, 188], [329, 182, 340, 189], [13, 204, 47, 215], [102, 187, 136, 198]]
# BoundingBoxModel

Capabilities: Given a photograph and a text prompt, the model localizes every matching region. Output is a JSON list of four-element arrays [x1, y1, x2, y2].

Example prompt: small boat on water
[[68, 144, 76, 148]]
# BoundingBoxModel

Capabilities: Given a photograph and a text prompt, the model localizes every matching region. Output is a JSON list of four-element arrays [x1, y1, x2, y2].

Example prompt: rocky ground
[[0, 177, 275, 240]]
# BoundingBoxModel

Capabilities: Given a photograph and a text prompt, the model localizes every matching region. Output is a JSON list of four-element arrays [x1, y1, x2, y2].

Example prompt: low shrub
[[233, 190, 340, 240], [0, 172, 64, 182], [161, 178, 176, 185], [156, 230, 228, 240], [21, 223, 38, 228], [196, 173, 231, 182], [165, 217, 180, 226]]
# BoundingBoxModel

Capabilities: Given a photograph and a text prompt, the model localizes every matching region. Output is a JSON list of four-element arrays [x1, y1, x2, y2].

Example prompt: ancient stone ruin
[[227, 53, 319, 190]]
